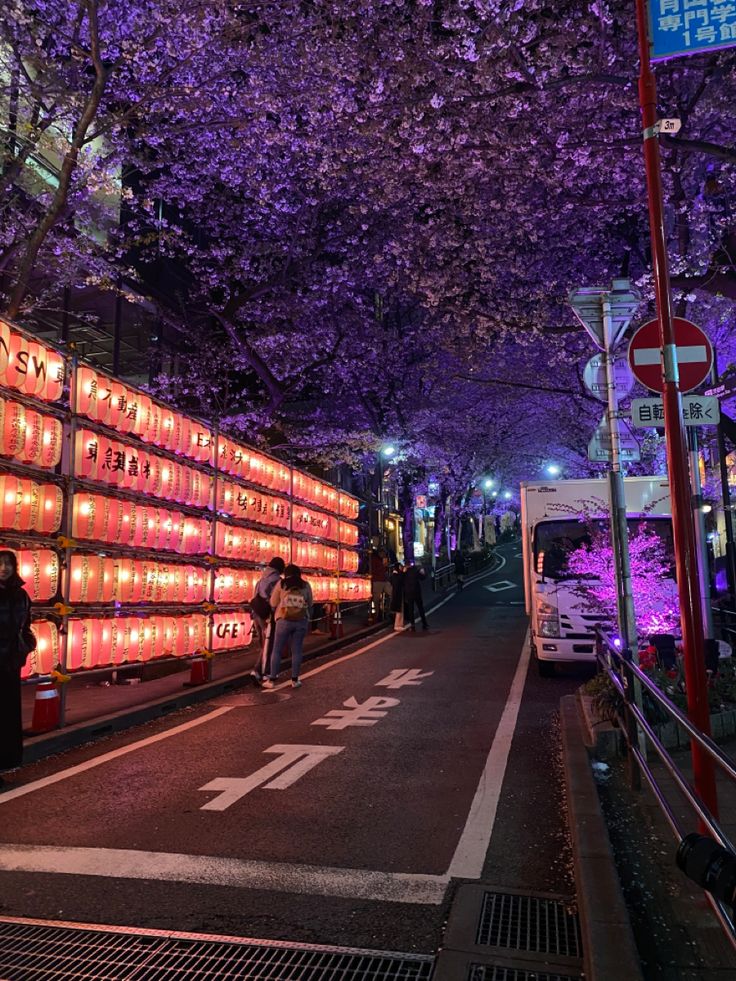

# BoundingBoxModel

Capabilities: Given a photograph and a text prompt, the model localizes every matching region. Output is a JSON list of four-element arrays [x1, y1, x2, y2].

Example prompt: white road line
[[0, 845, 450, 906], [0, 707, 233, 804], [446, 631, 531, 879]]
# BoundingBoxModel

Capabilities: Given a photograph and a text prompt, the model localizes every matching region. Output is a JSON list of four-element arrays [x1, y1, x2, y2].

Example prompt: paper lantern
[[34, 483, 63, 534], [1, 399, 26, 456], [39, 416, 62, 468], [22, 619, 61, 678], [76, 366, 99, 420], [14, 549, 59, 601]]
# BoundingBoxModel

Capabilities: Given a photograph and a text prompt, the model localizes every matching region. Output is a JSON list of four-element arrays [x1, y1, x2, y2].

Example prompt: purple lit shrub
[[565, 523, 679, 638]]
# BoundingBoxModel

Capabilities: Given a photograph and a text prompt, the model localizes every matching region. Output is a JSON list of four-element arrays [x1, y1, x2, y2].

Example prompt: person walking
[[454, 549, 467, 591], [403, 561, 429, 632], [0, 550, 36, 788], [262, 564, 313, 689], [390, 562, 405, 631], [249, 557, 285, 684]]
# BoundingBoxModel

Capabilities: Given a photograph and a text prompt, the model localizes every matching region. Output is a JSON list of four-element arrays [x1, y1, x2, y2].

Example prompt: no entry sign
[[627, 318, 713, 394]]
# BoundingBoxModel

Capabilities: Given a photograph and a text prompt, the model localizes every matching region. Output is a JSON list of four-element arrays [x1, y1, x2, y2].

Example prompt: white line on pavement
[[0, 844, 450, 905], [446, 631, 531, 880], [0, 707, 234, 804]]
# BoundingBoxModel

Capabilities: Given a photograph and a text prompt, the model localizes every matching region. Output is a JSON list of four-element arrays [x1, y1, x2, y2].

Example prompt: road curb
[[560, 694, 643, 981]]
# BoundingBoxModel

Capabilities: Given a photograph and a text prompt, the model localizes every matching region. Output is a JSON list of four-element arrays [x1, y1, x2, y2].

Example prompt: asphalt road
[[0, 541, 590, 955]]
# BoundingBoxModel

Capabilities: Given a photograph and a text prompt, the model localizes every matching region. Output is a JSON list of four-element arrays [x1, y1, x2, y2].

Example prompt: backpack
[[281, 587, 308, 621]]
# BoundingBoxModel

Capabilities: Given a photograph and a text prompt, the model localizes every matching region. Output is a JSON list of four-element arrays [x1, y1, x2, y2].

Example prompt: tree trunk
[[5, 1, 107, 319]]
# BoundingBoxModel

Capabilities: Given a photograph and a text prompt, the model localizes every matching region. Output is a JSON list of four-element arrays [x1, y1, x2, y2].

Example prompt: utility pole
[[634, 0, 717, 817]]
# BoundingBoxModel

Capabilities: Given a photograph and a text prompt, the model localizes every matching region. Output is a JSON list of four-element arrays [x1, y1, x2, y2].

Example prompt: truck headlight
[[539, 615, 560, 638]]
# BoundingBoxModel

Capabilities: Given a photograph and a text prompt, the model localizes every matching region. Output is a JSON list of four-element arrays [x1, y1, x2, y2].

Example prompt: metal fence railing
[[595, 628, 736, 949]]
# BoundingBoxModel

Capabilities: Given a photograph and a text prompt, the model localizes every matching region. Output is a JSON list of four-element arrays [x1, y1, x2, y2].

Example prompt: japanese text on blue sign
[[648, 0, 736, 60]]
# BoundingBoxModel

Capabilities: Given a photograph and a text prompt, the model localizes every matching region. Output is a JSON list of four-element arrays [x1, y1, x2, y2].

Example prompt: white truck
[[520, 476, 672, 676]]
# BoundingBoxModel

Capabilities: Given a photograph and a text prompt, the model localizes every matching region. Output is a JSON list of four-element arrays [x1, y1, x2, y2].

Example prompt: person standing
[[262, 564, 313, 689], [454, 549, 467, 591], [370, 548, 391, 619], [249, 557, 285, 684], [390, 562, 405, 631], [0, 550, 36, 787], [403, 561, 429, 632]]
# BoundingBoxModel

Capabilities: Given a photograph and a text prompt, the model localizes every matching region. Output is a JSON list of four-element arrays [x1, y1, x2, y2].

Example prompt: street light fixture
[[546, 464, 560, 477], [504, 491, 512, 500], [483, 478, 494, 489]]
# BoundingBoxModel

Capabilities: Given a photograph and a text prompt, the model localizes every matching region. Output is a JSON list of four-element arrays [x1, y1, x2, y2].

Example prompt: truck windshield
[[534, 517, 674, 581]]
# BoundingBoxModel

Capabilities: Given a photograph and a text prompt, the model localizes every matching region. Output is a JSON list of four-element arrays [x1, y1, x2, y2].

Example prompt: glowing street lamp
[[546, 464, 561, 477], [504, 491, 512, 500]]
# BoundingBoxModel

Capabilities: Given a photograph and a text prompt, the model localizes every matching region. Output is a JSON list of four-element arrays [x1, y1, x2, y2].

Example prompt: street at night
[[2, 0, 736, 977], [0, 546, 584, 962]]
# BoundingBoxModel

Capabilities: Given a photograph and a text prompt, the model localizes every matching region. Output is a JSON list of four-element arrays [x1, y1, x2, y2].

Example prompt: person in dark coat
[[454, 549, 467, 591], [0, 550, 36, 786], [250, 556, 285, 684], [403, 562, 429, 632], [389, 563, 405, 631]]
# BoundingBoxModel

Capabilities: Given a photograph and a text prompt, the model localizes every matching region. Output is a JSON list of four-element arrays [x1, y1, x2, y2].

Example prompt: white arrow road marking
[[312, 696, 400, 730], [483, 580, 517, 592], [199, 745, 344, 811], [632, 344, 707, 366], [375, 668, 434, 689]]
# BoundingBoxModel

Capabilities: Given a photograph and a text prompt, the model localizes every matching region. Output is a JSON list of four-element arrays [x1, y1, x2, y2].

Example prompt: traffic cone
[[184, 654, 208, 687], [330, 605, 344, 639], [30, 681, 61, 733]]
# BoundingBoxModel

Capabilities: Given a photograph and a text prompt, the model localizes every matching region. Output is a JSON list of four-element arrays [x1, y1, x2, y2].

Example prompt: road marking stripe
[[447, 631, 530, 879], [0, 845, 449, 905], [0, 707, 233, 804]]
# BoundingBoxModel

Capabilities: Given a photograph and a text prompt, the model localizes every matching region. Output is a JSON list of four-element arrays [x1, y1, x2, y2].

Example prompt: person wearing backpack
[[249, 556, 285, 685], [262, 563, 313, 689]]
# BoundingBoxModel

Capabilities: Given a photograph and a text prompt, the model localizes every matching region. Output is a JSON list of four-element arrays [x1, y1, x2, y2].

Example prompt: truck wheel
[[535, 649, 556, 677]]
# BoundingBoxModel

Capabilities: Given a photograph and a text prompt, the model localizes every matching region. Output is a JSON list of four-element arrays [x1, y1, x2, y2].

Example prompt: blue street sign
[[648, 0, 736, 60]]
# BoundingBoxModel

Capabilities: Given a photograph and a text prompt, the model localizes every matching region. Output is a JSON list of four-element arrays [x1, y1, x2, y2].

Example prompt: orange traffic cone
[[330, 605, 344, 639], [30, 681, 61, 733], [184, 654, 208, 687]]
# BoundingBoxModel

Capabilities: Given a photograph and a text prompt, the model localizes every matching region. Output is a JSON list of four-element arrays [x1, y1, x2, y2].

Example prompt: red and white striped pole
[[634, 0, 717, 817]]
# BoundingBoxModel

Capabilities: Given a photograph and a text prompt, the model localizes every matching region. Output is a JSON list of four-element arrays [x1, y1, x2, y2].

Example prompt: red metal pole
[[634, 0, 718, 818]]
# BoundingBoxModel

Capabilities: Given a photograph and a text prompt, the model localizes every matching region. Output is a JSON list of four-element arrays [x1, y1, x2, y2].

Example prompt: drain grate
[[0, 919, 434, 980], [475, 893, 581, 959], [467, 967, 580, 981]]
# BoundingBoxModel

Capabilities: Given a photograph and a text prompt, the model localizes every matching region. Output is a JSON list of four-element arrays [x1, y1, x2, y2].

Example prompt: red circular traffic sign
[[627, 318, 713, 394]]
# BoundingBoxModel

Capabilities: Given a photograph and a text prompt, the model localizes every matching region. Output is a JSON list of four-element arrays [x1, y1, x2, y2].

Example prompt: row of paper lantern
[[0, 478, 63, 533], [76, 430, 211, 509], [7, 547, 366, 605], [68, 556, 210, 605], [0, 396, 63, 469], [72, 493, 211, 554], [76, 366, 213, 463], [20, 579, 371, 676], [1, 321, 360, 519], [217, 480, 290, 530], [217, 436, 291, 494], [0, 319, 65, 402]]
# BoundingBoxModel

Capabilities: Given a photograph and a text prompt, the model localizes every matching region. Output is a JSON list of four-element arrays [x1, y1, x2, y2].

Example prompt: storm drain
[[467, 967, 580, 981], [476, 893, 581, 960], [0, 919, 434, 980]]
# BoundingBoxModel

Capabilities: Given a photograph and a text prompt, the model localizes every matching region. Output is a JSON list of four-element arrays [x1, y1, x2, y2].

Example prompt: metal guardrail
[[432, 563, 456, 590], [595, 628, 736, 947]]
